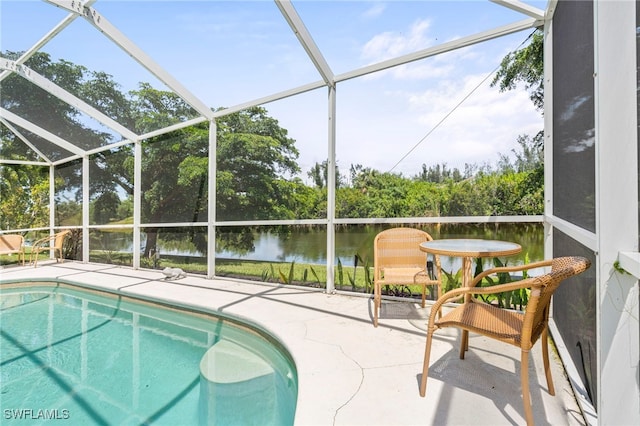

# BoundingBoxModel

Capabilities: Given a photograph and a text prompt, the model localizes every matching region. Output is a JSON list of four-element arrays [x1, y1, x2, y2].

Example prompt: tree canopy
[[1, 48, 544, 256], [491, 30, 544, 112]]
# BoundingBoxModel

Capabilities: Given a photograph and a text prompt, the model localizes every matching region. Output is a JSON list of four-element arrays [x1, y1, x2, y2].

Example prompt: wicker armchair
[[419, 256, 591, 426], [373, 227, 442, 327], [30, 230, 71, 267]]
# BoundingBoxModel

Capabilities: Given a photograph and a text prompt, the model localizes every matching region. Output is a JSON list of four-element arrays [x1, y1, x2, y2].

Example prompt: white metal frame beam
[[0, 117, 52, 163], [337, 18, 541, 83], [213, 80, 326, 118], [0, 58, 138, 142], [219, 14, 542, 124], [0, 0, 97, 83], [0, 1, 561, 295], [2, 1, 546, 166], [0, 159, 49, 166], [275, 0, 335, 86], [0, 108, 84, 156], [491, 0, 545, 20], [44, 0, 214, 120]]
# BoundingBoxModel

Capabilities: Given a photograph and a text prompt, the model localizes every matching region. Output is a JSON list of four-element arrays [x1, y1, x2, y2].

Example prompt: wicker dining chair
[[30, 230, 71, 267], [0, 234, 25, 265], [419, 256, 591, 426], [373, 227, 442, 327]]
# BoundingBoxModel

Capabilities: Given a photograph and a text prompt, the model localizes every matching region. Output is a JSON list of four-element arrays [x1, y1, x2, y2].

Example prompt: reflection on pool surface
[[0, 283, 297, 425]]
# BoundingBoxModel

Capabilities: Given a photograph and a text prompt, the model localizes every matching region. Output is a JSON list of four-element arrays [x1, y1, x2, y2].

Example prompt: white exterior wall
[[593, 1, 640, 424]]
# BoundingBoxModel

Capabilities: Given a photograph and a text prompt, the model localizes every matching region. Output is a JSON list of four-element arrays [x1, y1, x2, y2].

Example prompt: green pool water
[[0, 283, 297, 425]]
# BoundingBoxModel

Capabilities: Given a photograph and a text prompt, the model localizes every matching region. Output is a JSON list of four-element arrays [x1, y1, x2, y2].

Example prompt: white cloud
[[361, 19, 434, 62], [402, 76, 542, 171], [331, 68, 542, 177], [362, 2, 386, 19], [360, 20, 483, 83], [279, 12, 542, 179]]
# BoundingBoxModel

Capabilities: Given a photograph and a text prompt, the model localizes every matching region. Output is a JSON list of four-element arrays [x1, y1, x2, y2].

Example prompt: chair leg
[[373, 284, 380, 327], [419, 330, 435, 397], [459, 330, 468, 359], [521, 350, 534, 426], [421, 286, 426, 308], [541, 328, 555, 395]]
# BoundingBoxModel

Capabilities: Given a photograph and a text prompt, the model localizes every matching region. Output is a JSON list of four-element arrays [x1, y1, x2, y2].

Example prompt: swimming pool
[[0, 282, 297, 425]]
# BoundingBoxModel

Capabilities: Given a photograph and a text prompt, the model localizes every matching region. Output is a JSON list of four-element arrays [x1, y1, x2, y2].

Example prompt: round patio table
[[419, 239, 522, 289], [418, 239, 522, 348]]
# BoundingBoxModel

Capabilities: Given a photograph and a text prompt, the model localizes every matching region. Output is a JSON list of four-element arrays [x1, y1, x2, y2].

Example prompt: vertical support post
[[594, 1, 640, 425], [543, 14, 554, 260], [49, 163, 55, 232], [82, 155, 89, 262], [133, 141, 142, 269], [208, 119, 217, 279], [326, 85, 336, 293], [49, 164, 55, 259]]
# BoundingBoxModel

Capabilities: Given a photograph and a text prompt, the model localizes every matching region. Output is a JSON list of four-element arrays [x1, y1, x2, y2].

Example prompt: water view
[[94, 223, 543, 271]]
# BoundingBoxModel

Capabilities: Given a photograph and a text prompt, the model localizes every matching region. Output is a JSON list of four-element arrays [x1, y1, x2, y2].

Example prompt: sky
[[1, 0, 547, 181]]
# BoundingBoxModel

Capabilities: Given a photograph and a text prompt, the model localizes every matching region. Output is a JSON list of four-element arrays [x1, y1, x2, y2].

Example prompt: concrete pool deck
[[0, 261, 586, 425]]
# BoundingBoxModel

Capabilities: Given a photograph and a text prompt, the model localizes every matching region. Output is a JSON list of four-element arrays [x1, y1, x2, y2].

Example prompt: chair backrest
[[0, 234, 24, 251], [374, 228, 432, 274], [54, 230, 71, 251], [523, 256, 591, 348]]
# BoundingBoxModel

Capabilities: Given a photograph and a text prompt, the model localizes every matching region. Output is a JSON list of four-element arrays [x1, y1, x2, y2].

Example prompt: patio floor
[[0, 261, 585, 425]]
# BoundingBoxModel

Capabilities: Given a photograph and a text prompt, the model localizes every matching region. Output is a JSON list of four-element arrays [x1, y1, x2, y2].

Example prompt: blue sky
[[1, 0, 546, 180]]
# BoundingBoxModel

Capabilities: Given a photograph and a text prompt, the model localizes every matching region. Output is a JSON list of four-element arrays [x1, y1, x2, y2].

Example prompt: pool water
[[0, 284, 297, 425]]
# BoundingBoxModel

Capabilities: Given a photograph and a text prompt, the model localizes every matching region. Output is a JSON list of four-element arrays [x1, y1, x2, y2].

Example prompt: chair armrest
[[463, 277, 543, 296], [31, 235, 55, 249], [427, 276, 544, 325], [470, 259, 553, 287]]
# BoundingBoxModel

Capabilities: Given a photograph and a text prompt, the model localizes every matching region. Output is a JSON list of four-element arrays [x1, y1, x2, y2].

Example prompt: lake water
[[95, 223, 543, 270], [193, 223, 542, 268]]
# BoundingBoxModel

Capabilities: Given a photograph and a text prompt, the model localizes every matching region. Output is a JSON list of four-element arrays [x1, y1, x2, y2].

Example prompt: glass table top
[[419, 239, 522, 257]]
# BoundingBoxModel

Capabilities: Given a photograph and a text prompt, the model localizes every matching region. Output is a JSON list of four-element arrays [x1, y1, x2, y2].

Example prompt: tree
[[0, 52, 138, 230], [1, 51, 305, 256], [490, 29, 545, 216], [1, 48, 548, 250], [130, 101, 303, 255], [137, 118, 205, 254], [491, 30, 544, 112], [308, 162, 325, 188], [216, 106, 301, 221], [512, 133, 543, 173], [91, 191, 122, 224], [307, 160, 344, 189], [416, 162, 464, 183], [0, 164, 49, 230], [342, 168, 414, 217]]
